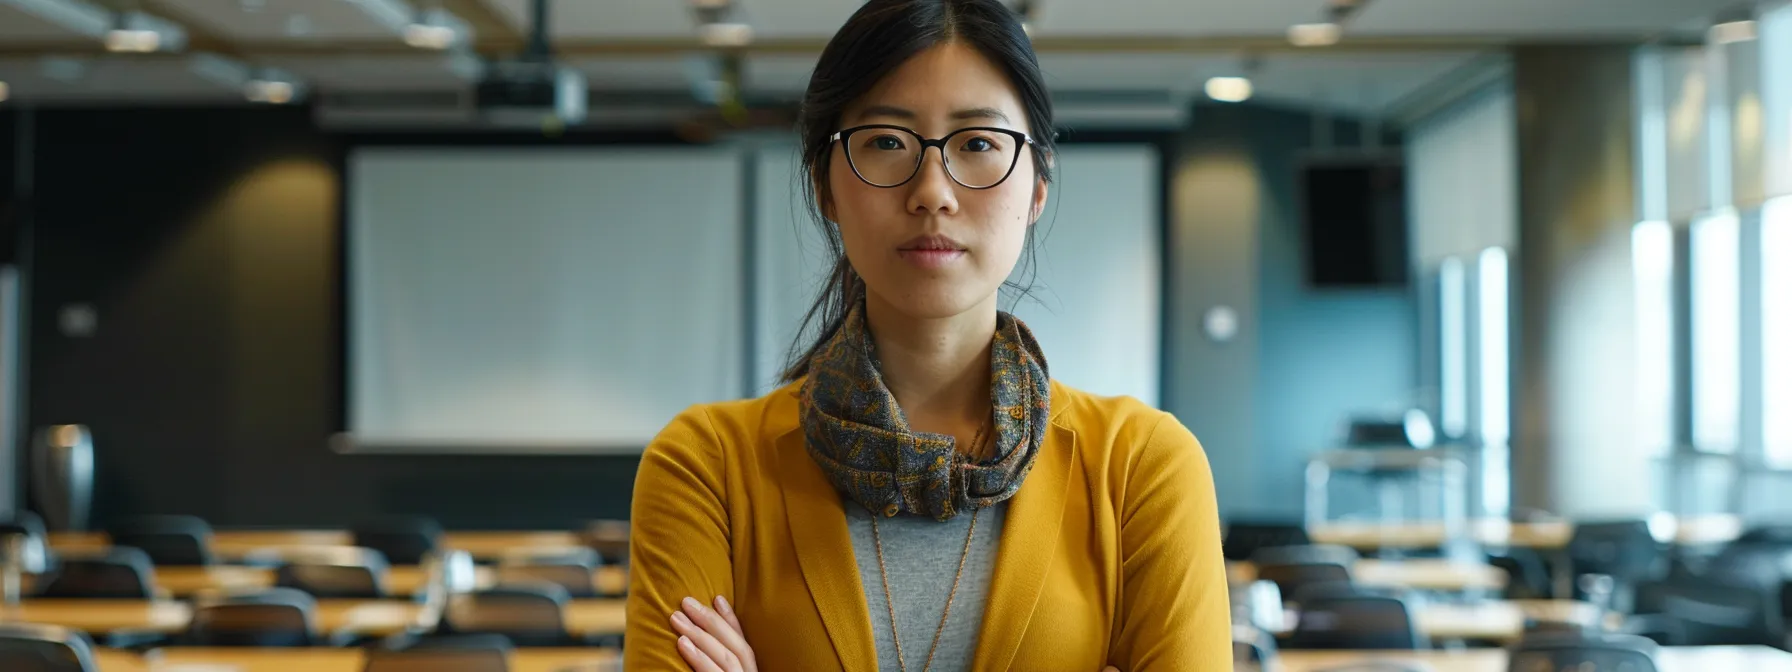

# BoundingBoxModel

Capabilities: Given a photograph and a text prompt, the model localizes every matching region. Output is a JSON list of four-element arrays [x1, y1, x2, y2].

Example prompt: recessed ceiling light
[[245, 79, 295, 104], [699, 22, 753, 47], [1288, 22, 1342, 47], [105, 29, 160, 53], [404, 23, 456, 49], [1205, 76, 1253, 103]]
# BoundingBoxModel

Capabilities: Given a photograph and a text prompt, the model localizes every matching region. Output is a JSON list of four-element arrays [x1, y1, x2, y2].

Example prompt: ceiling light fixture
[[1288, 22, 1342, 47], [105, 11, 186, 53], [1710, 19, 1758, 44], [244, 69, 304, 104], [699, 21, 753, 47], [1205, 76, 1253, 103], [404, 7, 468, 50]]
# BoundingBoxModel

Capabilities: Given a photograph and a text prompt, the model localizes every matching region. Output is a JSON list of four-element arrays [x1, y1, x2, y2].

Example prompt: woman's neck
[[863, 291, 997, 439]]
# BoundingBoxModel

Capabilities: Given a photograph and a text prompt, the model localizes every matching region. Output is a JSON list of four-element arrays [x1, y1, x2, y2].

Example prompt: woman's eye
[[870, 135, 906, 151], [962, 137, 995, 152]]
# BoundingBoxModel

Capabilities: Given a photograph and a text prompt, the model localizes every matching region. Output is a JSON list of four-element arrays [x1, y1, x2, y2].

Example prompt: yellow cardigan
[[624, 379, 1232, 671]]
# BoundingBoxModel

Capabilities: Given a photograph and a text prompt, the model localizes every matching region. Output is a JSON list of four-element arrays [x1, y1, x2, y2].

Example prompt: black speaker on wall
[[1297, 154, 1410, 289]]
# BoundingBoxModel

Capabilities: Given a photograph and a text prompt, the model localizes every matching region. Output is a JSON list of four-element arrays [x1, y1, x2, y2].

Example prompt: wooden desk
[[1228, 559, 1507, 592], [1306, 515, 1744, 551], [1275, 646, 1792, 672], [1266, 599, 1606, 643], [93, 647, 620, 672], [0, 598, 626, 637], [47, 530, 594, 562]]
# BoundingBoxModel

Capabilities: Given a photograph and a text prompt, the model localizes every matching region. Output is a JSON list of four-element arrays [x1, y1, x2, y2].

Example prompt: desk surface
[[1229, 559, 1507, 592], [1307, 514, 1743, 550], [46, 530, 590, 562], [46, 564, 630, 598], [1266, 599, 1604, 643], [93, 647, 620, 672], [0, 597, 626, 637], [1274, 646, 1792, 672]]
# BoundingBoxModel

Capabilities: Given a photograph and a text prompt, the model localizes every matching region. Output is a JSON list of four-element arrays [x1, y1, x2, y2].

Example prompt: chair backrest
[[106, 515, 214, 566], [0, 512, 52, 574], [1288, 592, 1422, 650], [363, 633, 513, 672], [497, 548, 601, 598], [35, 548, 155, 599], [1506, 631, 1660, 672], [1223, 521, 1310, 562], [1737, 524, 1792, 548], [1250, 544, 1358, 567], [1635, 577, 1784, 647], [352, 517, 443, 566], [1254, 562, 1352, 607], [0, 624, 98, 672], [443, 584, 570, 647], [185, 587, 317, 647], [1568, 520, 1661, 582], [582, 520, 629, 565], [274, 546, 390, 598]]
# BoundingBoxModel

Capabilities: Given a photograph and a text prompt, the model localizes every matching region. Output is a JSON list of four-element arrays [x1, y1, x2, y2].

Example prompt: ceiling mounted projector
[[474, 0, 585, 125]]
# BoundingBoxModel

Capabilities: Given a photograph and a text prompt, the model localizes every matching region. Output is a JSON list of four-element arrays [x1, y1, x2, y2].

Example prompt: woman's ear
[[1030, 177, 1050, 226]]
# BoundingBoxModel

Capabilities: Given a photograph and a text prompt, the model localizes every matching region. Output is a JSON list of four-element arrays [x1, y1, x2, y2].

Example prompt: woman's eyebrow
[[855, 105, 1013, 125]]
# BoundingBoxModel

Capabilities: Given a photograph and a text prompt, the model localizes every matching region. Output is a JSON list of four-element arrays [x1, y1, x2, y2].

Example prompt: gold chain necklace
[[870, 420, 990, 672]]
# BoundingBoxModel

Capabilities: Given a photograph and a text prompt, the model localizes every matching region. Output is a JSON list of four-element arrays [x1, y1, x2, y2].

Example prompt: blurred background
[[0, 0, 1787, 668]]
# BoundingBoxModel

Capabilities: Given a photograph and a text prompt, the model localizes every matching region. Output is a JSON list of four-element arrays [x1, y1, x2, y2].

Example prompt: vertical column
[[1511, 46, 1648, 516]]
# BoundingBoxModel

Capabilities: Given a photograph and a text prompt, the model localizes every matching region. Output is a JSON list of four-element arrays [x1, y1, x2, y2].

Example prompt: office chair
[[1632, 577, 1784, 647], [0, 511, 53, 581], [1506, 631, 1660, 672], [582, 520, 629, 565], [1254, 561, 1353, 608], [1287, 590, 1424, 650], [1736, 524, 1792, 548], [106, 515, 214, 566], [1490, 550, 1553, 600], [1251, 544, 1358, 567], [0, 624, 99, 672], [1568, 520, 1663, 612], [274, 546, 391, 598], [184, 587, 320, 647], [1223, 521, 1310, 562], [34, 547, 155, 599], [442, 583, 572, 647], [496, 548, 602, 598], [352, 516, 444, 566], [363, 633, 513, 672]]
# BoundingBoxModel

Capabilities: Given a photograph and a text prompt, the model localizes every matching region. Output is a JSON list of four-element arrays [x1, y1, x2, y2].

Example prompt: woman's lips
[[898, 248, 967, 269]]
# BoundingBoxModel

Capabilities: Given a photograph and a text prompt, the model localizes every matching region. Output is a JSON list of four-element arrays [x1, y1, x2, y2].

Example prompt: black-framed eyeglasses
[[829, 124, 1039, 190]]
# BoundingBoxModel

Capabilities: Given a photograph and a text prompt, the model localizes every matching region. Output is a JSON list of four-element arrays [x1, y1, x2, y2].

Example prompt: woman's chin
[[868, 284, 997, 322]]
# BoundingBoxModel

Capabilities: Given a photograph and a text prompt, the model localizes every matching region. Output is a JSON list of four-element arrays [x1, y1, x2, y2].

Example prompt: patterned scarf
[[800, 302, 1051, 521]]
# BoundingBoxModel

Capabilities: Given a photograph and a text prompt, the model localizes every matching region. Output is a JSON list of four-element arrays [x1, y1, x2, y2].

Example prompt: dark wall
[[1171, 104, 1419, 517], [25, 107, 638, 529]]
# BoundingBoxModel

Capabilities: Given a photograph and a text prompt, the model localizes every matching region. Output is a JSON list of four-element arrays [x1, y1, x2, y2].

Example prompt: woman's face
[[826, 41, 1048, 321]]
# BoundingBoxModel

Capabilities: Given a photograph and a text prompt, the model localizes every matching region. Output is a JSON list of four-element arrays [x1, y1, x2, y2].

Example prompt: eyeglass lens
[[845, 128, 1021, 188]]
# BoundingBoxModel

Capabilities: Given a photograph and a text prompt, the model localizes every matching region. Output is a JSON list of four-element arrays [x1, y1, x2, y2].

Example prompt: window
[[1692, 208, 1742, 453], [1632, 221, 1676, 456], [1766, 197, 1792, 464], [1477, 247, 1510, 515], [1440, 257, 1468, 439]]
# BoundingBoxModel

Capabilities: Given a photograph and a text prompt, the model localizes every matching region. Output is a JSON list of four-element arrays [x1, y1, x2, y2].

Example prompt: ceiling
[[0, 0, 1744, 119]]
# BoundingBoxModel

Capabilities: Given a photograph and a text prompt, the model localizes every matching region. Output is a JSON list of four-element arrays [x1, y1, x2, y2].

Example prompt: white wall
[[1406, 86, 1518, 269]]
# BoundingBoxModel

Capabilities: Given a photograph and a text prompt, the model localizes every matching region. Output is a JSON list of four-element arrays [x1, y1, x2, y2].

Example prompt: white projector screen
[[347, 147, 745, 453]]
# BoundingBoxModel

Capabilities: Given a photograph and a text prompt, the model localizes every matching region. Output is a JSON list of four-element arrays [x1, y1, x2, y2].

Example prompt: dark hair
[[779, 0, 1057, 383]]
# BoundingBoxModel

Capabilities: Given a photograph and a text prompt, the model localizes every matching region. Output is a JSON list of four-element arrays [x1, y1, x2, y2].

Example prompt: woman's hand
[[671, 595, 757, 672]]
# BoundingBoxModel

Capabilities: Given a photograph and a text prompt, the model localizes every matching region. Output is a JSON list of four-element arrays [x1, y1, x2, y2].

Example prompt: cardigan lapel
[[971, 390, 1077, 671], [776, 423, 879, 672]]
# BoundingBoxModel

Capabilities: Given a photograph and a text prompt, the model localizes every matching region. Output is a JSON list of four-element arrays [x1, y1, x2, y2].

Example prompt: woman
[[625, 0, 1230, 669]]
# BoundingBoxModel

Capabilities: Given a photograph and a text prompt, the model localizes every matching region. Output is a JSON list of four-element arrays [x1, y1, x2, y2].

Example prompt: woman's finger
[[675, 634, 727, 672], [673, 609, 741, 671], [683, 597, 755, 668], [714, 595, 745, 636], [1103, 667, 1121, 672]]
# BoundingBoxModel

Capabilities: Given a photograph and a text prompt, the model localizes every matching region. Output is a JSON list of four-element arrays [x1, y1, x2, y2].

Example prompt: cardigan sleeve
[[1109, 414, 1233, 671], [624, 406, 736, 671]]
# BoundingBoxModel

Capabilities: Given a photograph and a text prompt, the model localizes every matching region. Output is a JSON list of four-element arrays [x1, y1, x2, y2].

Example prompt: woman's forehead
[[843, 42, 1027, 127]]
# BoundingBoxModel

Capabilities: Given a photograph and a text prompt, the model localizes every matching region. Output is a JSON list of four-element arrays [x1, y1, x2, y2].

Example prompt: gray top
[[846, 500, 1008, 672]]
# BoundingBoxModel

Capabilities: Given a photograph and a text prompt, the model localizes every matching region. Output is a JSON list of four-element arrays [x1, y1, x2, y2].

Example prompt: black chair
[[106, 515, 214, 566], [364, 633, 513, 672], [496, 548, 602, 598], [0, 511, 53, 574], [1568, 520, 1663, 611], [1254, 561, 1352, 607], [1250, 544, 1357, 567], [1224, 521, 1310, 562], [35, 548, 155, 599], [1491, 550, 1553, 600], [1287, 591, 1423, 650], [1507, 631, 1660, 672], [0, 624, 99, 672], [184, 587, 319, 647], [1633, 577, 1784, 647], [442, 584, 571, 647], [352, 517, 443, 566], [1737, 524, 1792, 548], [274, 546, 391, 598]]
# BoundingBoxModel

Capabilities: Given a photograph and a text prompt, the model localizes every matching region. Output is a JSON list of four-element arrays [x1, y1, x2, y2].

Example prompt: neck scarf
[[800, 302, 1051, 521]]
